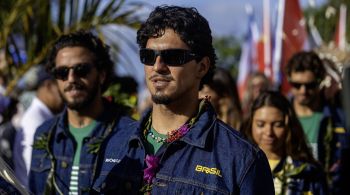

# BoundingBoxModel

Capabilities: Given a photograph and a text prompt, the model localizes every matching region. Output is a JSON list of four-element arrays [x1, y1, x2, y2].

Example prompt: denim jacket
[[28, 101, 134, 195], [93, 103, 275, 194], [317, 103, 350, 194], [272, 156, 328, 195]]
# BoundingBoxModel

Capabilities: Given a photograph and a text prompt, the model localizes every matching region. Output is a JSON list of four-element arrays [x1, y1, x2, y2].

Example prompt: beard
[[297, 93, 317, 106], [61, 81, 99, 110], [151, 94, 172, 105]]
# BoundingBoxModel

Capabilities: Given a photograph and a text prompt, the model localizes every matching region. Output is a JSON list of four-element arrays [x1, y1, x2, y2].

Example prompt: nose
[[263, 125, 274, 136], [66, 69, 77, 82], [153, 56, 169, 73], [299, 85, 307, 93]]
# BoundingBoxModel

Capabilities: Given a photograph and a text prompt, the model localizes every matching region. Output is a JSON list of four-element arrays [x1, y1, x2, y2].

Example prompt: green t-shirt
[[299, 112, 323, 158], [145, 127, 167, 154], [68, 121, 96, 194]]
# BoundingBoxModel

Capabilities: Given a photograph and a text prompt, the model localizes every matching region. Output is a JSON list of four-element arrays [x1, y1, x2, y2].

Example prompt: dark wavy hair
[[286, 51, 326, 81], [242, 91, 316, 164], [46, 30, 114, 92], [136, 5, 217, 88]]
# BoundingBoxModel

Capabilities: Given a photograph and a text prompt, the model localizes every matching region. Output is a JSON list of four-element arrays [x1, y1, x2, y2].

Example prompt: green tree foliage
[[304, 0, 350, 43], [0, 0, 145, 95], [213, 36, 241, 79]]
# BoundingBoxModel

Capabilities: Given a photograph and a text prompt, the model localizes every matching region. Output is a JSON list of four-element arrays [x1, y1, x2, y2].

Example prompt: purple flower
[[178, 124, 190, 135], [144, 155, 160, 184]]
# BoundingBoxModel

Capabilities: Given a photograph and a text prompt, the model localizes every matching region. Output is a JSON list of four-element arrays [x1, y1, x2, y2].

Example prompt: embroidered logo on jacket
[[105, 158, 121, 163], [195, 165, 222, 177]]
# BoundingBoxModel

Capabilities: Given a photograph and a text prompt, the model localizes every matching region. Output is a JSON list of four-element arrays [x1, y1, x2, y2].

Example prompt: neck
[[151, 97, 199, 135], [67, 98, 104, 128], [293, 97, 322, 117], [264, 151, 282, 161]]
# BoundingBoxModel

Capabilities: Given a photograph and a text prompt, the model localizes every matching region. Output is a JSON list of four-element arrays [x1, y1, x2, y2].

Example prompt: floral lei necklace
[[140, 98, 208, 193], [273, 156, 307, 195]]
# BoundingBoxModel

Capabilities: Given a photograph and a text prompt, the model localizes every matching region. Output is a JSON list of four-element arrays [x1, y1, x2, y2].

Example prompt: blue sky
[[134, 0, 327, 38]]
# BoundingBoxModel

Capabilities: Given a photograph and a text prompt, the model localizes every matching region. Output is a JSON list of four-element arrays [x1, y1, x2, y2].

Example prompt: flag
[[262, 0, 272, 79], [308, 17, 323, 48], [272, 0, 308, 93], [256, 0, 272, 80], [237, 4, 260, 100], [272, 0, 285, 87], [334, 4, 347, 50]]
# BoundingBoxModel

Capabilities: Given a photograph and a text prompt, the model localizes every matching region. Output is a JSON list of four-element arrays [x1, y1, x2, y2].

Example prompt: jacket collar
[[128, 101, 217, 149], [55, 99, 122, 139]]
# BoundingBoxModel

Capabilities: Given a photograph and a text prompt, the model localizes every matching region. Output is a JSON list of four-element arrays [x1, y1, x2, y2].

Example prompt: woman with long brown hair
[[242, 91, 328, 195]]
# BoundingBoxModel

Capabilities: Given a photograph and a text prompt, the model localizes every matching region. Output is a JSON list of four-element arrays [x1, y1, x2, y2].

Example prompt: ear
[[40, 79, 56, 90], [196, 56, 210, 79]]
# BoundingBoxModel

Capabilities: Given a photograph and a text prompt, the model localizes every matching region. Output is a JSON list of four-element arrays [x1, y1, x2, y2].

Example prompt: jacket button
[[336, 142, 341, 148], [61, 161, 68, 168]]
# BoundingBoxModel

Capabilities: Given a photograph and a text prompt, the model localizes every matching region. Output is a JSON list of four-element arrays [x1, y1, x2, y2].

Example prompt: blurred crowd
[[0, 49, 349, 194]]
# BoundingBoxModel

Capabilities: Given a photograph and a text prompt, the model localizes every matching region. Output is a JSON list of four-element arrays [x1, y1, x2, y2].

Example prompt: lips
[[149, 76, 172, 89], [64, 84, 86, 97], [152, 77, 170, 82], [153, 80, 170, 89], [261, 137, 275, 145], [66, 88, 85, 96]]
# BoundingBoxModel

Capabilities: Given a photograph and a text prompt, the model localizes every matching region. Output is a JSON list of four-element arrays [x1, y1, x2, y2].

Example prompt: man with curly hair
[[96, 5, 274, 194], [28, 31, 134, 194], [286, 51, 350, 194]]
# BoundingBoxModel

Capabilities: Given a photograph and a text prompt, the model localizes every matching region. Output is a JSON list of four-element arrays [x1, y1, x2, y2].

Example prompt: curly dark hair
[[285, 51, 326, 81], [136, 5, 217, 88], [242, 91, 317, 164], [46, 30, 114, 92]]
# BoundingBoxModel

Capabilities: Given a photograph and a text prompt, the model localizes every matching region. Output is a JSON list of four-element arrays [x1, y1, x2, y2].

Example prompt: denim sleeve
[[239, 150, 275, 194]]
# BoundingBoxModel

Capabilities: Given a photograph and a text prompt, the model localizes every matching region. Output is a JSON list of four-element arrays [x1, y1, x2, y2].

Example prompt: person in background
[[241, 72, 270, 119], [13, 65, 64, 187], [95, 5, 274, 194], [199, 67, 242, 129], [28, 30, 134, 194], [286, 51, 350, 194], [0, 72, 7, 95], [242, 91, 328, 194]]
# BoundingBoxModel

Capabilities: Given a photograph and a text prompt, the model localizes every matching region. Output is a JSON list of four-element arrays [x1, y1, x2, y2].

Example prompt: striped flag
[[272, 0, 285, 87], [237, 4, 260, 100], [255, 0, 272, 81], [308, 17, 323, 48], [272, 0, 308, 93], [335, 4, 347, 50], [262, 0, 272, 79]]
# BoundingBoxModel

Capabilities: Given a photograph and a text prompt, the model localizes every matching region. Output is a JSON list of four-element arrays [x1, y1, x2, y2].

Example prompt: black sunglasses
[[139, 48, 197, 66], [52, 63, 93, 81], [289, 81, 319, 90]]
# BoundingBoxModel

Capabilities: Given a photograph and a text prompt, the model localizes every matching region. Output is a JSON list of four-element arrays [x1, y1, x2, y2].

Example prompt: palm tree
[[0, 0, 145, 95]]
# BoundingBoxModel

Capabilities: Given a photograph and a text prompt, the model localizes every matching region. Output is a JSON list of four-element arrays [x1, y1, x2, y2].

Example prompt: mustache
[[149, 74, 174, 81], [64, 83, 86, 92]]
